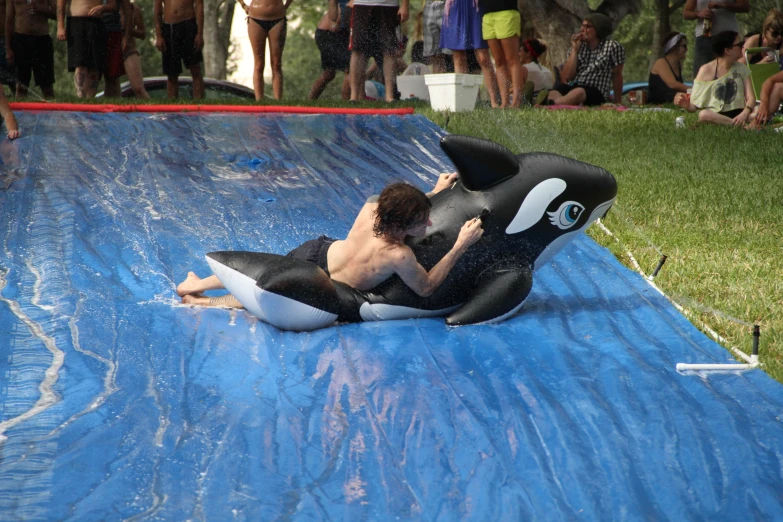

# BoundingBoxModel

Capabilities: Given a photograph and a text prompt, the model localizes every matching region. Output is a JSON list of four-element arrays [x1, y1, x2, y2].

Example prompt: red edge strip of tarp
[[9, 102, 415, 116]]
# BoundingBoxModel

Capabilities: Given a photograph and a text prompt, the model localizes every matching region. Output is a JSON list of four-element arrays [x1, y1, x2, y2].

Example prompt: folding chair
[[744, 47, 781, 100]]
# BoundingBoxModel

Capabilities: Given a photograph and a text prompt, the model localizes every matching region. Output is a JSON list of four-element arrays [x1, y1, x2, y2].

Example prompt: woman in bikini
[[236, 0, 294, 100]]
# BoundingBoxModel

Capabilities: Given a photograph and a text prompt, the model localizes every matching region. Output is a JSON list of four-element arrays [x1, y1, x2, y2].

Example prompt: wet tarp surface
[[1, 112, 782, 521]]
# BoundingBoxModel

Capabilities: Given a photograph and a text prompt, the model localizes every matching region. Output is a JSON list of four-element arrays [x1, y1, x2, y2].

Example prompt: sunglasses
[[769, 30, 782, 38]]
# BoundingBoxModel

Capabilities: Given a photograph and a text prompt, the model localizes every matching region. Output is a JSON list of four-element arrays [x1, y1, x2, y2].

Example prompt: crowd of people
[[1, 0, 783, 139]]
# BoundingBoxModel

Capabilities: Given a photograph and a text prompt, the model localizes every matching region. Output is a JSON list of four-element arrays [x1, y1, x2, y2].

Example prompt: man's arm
[[612, 64, 623, 104], [56, 0, 67, 40], [756, 71, 783, 125], [88, 0, 116, 17], [132, 4, 145, 39], [398, 0, 408, 23], [393, 219, 483, 297], [154, 0, 164, 51], [0, 91, 19, 139], [5, 0, 14, 61], [194, 0, 203, 50], [561, 37, 581, 83], [683, 0, 699, 19], [426, 172, 458, 196]]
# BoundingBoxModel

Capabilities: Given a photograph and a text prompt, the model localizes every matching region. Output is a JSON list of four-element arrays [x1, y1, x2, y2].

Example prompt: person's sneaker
[[534, 89, 550, 106], [520, 81, 535, 106]]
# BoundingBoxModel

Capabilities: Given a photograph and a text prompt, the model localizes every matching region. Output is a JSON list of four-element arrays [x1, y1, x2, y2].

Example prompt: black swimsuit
[[250, 17, 286, 32], [647, 59, 683, 104], [285, 236, 335, 275]]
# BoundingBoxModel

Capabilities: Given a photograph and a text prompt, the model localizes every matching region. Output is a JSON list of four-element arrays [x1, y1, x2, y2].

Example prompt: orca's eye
[[547, 201, 584, 230]]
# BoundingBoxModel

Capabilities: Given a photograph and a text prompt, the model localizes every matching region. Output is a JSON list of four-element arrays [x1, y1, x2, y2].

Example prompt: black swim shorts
[[285, 235, 336, 275], [350, 5, 399, 56], [66, 17, 107, 72], [12, 33, 56, 88], [162, 18, 204, 77], [555, 83, 606, 106], [315, 28, 350, 72]]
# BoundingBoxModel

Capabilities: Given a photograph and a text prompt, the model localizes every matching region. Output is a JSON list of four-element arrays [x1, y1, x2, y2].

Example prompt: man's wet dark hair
[[373, 183, 432, 239], [712, 30, 739, 57]]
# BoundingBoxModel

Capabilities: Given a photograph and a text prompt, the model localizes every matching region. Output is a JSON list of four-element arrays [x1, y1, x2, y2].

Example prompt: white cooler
[[424, 73, 484, 112], [396, 75, 430, 101]]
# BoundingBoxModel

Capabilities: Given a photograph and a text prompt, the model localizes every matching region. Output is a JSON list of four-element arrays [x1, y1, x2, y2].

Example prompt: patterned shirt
[[568, 39, 626, 101]]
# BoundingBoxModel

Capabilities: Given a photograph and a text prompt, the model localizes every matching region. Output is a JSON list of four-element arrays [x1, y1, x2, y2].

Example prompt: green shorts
[[482, 10, 520, 41]]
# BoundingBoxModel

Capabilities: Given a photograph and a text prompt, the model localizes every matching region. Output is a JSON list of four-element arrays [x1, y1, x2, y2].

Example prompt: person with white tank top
[[683, 0, 750, 77]]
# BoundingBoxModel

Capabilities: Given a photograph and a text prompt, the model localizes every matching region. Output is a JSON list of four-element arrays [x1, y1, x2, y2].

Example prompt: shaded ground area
[[1, 112, 782, 520]]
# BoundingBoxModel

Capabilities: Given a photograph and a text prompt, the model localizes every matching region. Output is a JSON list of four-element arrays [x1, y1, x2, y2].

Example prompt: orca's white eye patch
[[547, 201, 584, 230], [505, 178, 566, 234]]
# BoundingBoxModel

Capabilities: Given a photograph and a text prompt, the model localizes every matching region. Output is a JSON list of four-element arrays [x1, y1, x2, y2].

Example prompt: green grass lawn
[[5, 95, 781, 380]]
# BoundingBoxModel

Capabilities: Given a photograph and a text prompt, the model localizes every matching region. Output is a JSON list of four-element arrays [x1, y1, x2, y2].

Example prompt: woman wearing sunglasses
[[648, 32, 689, 104], [740, 8, 783, 66], [675, 30, 757, 127]]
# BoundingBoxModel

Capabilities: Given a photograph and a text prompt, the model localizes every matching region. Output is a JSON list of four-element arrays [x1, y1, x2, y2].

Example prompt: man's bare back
[[327, 202, 410, 290], [328, 175, 483, 297]]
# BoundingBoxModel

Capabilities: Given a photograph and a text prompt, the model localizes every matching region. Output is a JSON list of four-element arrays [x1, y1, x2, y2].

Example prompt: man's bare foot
[[182, 294, 211, 306], [177, 272, 202, 296]]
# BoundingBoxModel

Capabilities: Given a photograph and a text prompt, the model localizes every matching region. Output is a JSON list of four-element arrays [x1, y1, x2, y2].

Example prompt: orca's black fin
[[446, 264, 532, 325], [440, 135, 520, 191]]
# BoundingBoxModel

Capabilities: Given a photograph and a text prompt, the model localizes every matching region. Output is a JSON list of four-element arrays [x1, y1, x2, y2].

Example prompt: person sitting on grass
[[755, 70, 783, 126], [740, 8, 783, 67], [544, 13, 625, 107], [675, 30, 756, 127], [647, 32, 689, 104], [0, 85, 19, 139], [518, 38, 553, 104], [176, 174, 484, 309]]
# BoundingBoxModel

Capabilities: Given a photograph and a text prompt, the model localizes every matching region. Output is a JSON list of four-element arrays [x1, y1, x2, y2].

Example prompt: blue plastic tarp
[[1, 112, 782, 521]]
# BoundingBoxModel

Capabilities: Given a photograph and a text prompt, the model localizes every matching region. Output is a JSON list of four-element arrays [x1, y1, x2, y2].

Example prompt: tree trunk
[[518, 0, 643, 68], [651, 0, 686, 68], [203, 0, 235, 79]]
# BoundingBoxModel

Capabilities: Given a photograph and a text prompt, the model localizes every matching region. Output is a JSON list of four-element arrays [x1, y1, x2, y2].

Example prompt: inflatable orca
[[206, 135, 617, 331]]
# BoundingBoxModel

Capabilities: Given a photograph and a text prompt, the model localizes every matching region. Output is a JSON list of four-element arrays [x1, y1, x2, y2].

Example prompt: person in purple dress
[[439, 0, 499, 107]]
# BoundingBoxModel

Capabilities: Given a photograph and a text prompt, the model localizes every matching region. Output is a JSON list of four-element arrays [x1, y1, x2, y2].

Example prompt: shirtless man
[[309, 0, 351, 101], [236, 0, 293, 100], [6, 0, 56, 98], [177, 173, 484, 308], [57, 0, 116, 98], [155, 0, 204, 99]]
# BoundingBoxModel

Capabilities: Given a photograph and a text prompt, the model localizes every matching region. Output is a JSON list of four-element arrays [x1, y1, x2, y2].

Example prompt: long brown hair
[[373, 183, 431, 239]]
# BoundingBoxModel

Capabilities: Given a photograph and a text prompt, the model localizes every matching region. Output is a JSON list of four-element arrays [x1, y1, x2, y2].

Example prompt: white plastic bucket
[[424, 73, 484, 112]]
